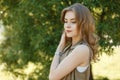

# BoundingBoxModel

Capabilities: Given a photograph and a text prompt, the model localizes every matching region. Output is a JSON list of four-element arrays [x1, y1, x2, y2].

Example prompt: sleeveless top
[[59, 41, 93, 80]]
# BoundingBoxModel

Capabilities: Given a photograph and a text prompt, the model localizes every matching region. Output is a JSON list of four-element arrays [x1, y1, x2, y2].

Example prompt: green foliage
[[0, 0, 120, 80]]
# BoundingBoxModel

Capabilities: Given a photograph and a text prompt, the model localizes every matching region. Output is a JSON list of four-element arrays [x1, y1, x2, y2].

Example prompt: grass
[[0, 47, 120, 80]]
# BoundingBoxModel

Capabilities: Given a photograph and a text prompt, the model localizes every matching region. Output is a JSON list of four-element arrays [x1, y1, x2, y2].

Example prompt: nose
[[65, 23, 71, 28]]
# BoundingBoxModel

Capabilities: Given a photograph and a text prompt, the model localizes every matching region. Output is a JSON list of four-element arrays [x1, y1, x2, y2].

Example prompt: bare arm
[[49, 44, 90, 80], [49, 44, 63, 75], [49, 32, 66, 80]]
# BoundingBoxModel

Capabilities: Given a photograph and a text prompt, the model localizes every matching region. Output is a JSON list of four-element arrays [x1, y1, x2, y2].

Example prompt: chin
[[66, 34, 72, 37]]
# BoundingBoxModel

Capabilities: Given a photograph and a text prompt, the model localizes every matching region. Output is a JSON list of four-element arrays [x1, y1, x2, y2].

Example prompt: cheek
[[64, 24, 66, 29], [72, 24, 77, 31], [73, 25, 78, 34]]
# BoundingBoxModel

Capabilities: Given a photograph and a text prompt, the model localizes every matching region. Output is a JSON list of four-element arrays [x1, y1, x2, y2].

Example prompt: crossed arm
[[49, 45, 90, 80]]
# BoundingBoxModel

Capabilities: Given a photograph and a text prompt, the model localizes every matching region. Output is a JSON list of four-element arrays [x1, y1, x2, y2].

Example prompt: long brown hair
[[61, 3, 99, 61]]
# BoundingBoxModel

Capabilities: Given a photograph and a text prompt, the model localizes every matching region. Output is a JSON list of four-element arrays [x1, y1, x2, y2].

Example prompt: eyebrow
[[64, 18, 76, 20]]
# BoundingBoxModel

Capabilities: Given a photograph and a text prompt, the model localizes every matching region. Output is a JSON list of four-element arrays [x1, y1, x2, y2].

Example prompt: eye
[[64, 21, 68, 23], [72, 21, 76, 24]]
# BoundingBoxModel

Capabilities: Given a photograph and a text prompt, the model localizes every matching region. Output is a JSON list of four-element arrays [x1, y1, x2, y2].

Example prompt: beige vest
[[59, 41, 92, 80]]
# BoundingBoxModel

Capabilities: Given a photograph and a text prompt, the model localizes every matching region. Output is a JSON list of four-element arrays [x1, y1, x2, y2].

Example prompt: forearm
[[50, 53, 60, 72], [49, 33, 66, 80], [49, 45, 63, 80], [50, 44, 64, 71], [56, 44, 64, 52], [49, 52, 60, 80]]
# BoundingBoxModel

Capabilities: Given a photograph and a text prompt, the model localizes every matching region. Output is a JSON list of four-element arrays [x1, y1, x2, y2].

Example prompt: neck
[[72, 36, 81, 46]]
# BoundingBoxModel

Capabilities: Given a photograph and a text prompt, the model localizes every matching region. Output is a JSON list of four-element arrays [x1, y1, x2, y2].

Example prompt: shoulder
[[75, 44, 89, 53], [72, 44, 90, 58], [67, 44, 90, 65]]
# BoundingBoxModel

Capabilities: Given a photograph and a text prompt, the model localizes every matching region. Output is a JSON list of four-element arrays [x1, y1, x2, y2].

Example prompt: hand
[[59, 31, 66, 46], [56, 31, 67, 52]]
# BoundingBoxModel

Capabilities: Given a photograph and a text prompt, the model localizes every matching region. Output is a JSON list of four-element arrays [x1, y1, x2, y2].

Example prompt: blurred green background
[[0, 0, 120, 80]]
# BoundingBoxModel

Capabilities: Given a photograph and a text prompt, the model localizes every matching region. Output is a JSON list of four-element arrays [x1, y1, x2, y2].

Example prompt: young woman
[[49, 3, 99, 80]]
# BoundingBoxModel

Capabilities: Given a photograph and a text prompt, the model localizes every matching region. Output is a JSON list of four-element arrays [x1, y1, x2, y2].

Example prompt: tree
[[0, 0, 120, 80]]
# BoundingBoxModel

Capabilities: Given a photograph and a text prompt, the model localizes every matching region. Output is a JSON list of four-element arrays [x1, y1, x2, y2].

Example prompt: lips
[[66, 30, 72, 33]]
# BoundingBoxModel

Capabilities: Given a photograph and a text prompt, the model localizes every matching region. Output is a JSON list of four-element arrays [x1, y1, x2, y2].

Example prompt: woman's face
[[64, 11, 78, 38]]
